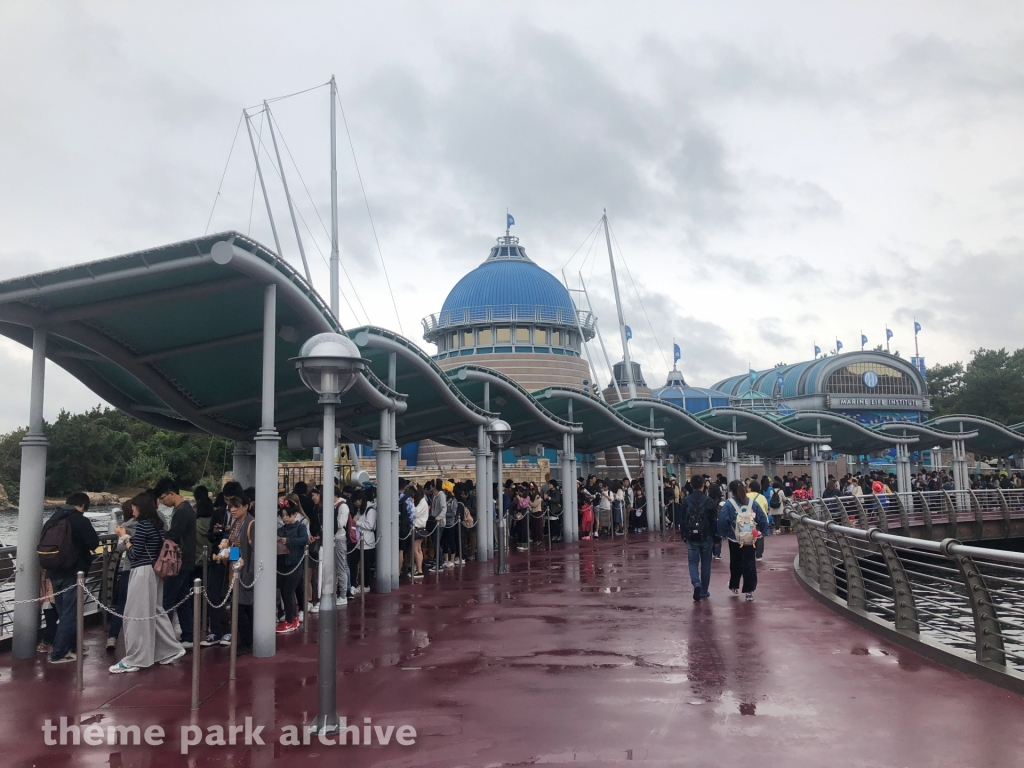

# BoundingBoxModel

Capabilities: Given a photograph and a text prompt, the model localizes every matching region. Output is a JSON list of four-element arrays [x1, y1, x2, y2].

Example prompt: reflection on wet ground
[[2, 533, 1024, 767]]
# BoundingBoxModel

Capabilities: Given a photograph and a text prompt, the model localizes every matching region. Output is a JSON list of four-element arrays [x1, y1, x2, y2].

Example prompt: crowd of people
[[28, 452, 1024, 683]]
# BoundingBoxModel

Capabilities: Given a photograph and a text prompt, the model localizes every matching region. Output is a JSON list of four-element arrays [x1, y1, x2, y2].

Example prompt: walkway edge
[[792, 556, 1024, 697]]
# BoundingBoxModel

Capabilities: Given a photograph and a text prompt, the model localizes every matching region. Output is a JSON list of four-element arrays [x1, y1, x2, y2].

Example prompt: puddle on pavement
[[851, 647, 892, 657]]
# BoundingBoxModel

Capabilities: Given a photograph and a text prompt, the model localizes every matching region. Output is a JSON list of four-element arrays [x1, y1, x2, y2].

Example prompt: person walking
[[38, 492, 99, 664], [718, 480, 769, 601], [153, 478, 197, 648], [109, 493, 186, 673], [681, 475, 718, 601]]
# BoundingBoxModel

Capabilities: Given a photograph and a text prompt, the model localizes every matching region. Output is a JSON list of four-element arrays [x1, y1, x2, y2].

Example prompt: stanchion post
[[435, 520, 442, 581], [100, 547, 110, 630], [359, 537, 365, 604], [191, 578, 202, 710], [75, 571, 84, 692], [229, 562, 240, 681], [302, 547, 309, 633], [201, 545, 209, 636]]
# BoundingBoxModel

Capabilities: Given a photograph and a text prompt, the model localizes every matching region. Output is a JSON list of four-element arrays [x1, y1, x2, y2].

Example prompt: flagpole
[[914, 317, 919, 359], [886, 325, 890, 354]]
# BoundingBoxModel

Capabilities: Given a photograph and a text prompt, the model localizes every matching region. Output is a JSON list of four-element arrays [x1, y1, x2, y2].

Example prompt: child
[[580, 500, 594, 540]]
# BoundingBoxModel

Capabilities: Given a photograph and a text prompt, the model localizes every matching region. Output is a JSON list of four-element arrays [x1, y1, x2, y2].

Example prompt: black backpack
[[682, 495, 713, 542], [769, 489, 782, 509], [38, 515, 76, 571]]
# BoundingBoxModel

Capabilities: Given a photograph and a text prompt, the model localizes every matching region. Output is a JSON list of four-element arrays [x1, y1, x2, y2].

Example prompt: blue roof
[[652, 385, 731, 414], [440, 237, 577, 320]]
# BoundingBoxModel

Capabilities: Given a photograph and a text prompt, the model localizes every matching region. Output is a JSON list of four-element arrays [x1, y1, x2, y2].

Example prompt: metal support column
[[725, 440, 740, 483], [810, 445, 827, 499], [375, 409, 393, 594], [253, 284, 280, 658], [476, 426, 489, 561], [896, 442, 913, 495], [390, 424, 400, 590], [12, 328, 49, 658], [232, 442, 255, 489]]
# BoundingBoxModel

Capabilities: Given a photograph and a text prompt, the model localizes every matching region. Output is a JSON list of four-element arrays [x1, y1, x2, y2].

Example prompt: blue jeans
[[49, 574, 77, 661], [162, 572, 194, 642], [687, 538, 714, 597]]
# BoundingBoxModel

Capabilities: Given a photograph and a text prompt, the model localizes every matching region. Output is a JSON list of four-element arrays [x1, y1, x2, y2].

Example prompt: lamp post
[[653, 438, 668, 535], [487, 419, 512, 574], [292, 333, 367, 736]]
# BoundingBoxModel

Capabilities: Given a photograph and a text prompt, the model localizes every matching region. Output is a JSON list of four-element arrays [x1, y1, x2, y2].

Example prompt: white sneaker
[[218, 634, 232, 647], [338, 596, 348, 605], [109, 661, 140, 674], [308, 604, 320, 614]]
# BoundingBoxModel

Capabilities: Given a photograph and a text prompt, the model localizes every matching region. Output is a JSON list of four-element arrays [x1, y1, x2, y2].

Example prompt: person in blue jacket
[[718, 480, 769, 601]]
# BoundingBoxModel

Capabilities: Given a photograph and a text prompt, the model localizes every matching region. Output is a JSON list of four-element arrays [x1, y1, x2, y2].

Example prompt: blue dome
[[440, 237, 577, 320]]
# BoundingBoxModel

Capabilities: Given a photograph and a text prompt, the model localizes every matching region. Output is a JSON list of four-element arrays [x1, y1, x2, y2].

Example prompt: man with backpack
[[681, 475, 718, 601], [153, 478, 196, 648], [38, 491, 99, 663]]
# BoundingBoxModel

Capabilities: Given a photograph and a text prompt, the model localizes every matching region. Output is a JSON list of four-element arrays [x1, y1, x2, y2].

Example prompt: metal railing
[[421, 305, 597, 336], [0, 534, 118, 642], [789, 495, 1024, 688]]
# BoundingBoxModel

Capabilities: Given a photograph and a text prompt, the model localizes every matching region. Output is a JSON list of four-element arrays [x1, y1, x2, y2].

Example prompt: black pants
[[441, 525, 459, 556], [162, 571, 193, 642], [238, 604, 254, 651], [278, 566, 303, 622], [107, 569, 131, 640], [206, 564, 230, 637], [728, 540, 758, 593], [356, 549, 376, 588]]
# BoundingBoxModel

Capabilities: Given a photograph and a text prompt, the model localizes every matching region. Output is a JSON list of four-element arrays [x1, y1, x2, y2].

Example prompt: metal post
[[302, 547, 309, 633], [359, 537, 365, 603], [313, 399, 340, 734], [12, 327, 48, 658], [725, 440, 741, 484], [329, 76, 340, 317], [75, 571, 84, 692], [390, 411, 400, 590], [496, 449, 507, 574], [254, 284, 280, 658], [476, 426, 489, 561], [375, 410, 392, 594], [100, 546, 110, 630], [603, 211, 636, 400], [243, 109, 284, 258], [264, 101, 313, 284], [201, 545, 209, 636], [458, 515, 464, 565], [191, 578, 202, 710], [229, 562, 240, 681]]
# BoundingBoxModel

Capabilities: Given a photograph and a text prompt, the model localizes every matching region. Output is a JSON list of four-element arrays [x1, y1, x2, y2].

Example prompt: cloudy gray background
[[1, 2, 1022, 431]]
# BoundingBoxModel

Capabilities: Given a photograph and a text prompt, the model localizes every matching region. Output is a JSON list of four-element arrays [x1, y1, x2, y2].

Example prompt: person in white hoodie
[[353, 488, 377, 592]]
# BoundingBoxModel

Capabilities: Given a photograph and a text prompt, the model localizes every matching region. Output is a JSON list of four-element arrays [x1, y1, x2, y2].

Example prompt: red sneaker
[[275, 620, 296, 634]]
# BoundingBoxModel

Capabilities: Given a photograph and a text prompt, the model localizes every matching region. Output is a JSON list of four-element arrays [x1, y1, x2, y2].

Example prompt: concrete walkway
[[2, 533, 1022, 767]]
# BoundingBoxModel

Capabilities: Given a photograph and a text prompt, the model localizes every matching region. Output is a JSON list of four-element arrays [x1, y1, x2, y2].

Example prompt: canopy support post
[[375, 409, 393, 594], [254, 284, 280, 658], [12, 328, 49, 658], [476, 426, 490, 561], [725, 440, 741, 483]]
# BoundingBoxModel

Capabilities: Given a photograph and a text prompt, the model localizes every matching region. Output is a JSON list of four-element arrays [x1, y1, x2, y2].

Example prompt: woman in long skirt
[[110, 493, 185, 673]]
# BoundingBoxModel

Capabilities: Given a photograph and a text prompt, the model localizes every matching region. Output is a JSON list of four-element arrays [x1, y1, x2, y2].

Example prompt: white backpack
[[733, 502, 757, 547]]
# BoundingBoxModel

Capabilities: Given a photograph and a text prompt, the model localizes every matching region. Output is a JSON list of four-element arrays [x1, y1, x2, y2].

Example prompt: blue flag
[[507, 213, 515, 229], [625, 325, 632, 341], [749, 369, 757, 383], [861, 334, 868, 346], [836, 340, 843, 352], [886, 328, 893, 340], [814, 345, 821, 356], [673, 343, 681, 362], [914, 321, 922, 334]]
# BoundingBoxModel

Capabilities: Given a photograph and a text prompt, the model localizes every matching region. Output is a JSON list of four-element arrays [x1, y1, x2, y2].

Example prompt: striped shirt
[[127, 520, 164, 568]]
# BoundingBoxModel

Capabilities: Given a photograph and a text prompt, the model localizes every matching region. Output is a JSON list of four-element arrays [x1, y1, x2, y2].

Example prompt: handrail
[[788, 498, 1024, 693]]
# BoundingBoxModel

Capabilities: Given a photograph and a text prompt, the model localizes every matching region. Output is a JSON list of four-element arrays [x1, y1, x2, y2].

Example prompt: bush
[[125, 455, 171, 488]]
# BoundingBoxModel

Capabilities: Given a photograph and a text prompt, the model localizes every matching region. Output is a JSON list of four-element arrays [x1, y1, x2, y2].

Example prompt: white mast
[[244, 109, 284, 259], [264, 101, 313, 284], [330, 75, 340, 319], [603, 209, 636, 400]]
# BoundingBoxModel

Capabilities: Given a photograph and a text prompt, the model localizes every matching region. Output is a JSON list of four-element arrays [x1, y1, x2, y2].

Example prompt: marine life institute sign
[[826, 395, 929, 410]]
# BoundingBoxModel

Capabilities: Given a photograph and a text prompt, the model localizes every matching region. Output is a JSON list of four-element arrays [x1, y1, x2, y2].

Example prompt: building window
[[824, 362, 916, 396], [463, 330, 474, 348], [516, 327, 531, 342], [552, 329, 562, 346], [478, 328, 492, 345], [535, 328, 547, 345], [450, 333, 458, 349], [496, 327, 511, 343]]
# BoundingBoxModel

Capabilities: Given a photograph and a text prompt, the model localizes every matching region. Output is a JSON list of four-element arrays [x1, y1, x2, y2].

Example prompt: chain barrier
[[276, 550, 308, 577], [1, 579, 80, 607], [238, 562, 264, 591], [82, 583, 196, 623]]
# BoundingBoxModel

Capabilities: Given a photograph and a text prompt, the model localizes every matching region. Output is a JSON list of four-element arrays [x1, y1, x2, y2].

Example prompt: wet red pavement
[[2, 533, 1023, 767]]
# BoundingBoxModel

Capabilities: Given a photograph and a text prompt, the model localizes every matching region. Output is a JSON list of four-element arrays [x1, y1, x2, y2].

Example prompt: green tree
[[925, 361, 964, 413]]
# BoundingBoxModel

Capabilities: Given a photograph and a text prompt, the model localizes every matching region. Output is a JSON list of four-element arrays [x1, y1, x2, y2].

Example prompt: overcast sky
[[1, 2, 1023, 431]]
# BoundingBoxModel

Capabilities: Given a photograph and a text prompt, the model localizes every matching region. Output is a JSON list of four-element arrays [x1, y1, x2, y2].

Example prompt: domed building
[[651, 367, 731, 414], [423, 234, 595, 391]]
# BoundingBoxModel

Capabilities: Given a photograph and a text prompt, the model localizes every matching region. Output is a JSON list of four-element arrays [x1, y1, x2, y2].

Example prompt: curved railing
[[789, 495, 1024, 693], [421, 306, 597, 337]]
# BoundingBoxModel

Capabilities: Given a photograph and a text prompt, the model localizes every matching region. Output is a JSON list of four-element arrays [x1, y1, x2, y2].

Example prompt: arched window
[[824, 362, 916, 395]]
